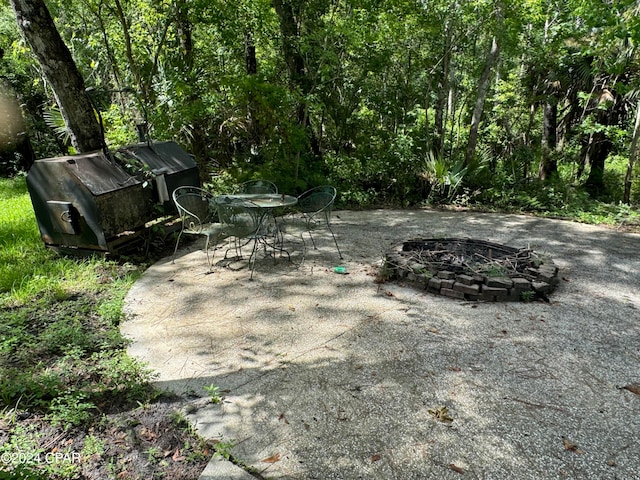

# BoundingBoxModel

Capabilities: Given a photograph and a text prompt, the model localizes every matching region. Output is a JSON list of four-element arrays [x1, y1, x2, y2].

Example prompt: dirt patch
[[0, 396, 213, 479]]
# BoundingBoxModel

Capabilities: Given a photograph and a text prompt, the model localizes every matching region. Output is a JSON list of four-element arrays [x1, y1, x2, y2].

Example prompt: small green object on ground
[[334, 266, 347, 274]]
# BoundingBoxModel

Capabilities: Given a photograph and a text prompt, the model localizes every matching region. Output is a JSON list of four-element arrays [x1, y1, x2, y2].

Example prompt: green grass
[[0, 176, 157, 478]]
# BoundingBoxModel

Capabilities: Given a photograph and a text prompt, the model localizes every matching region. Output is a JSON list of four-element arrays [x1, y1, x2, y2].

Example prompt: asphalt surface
[[122, 209, 640, 479]]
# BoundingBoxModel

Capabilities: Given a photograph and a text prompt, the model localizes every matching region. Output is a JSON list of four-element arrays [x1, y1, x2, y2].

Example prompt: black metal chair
[[279, 185, 342, 261], [172, 186, 227, 269], [236, 180, 278, 194], [215, 196, 265, 279]]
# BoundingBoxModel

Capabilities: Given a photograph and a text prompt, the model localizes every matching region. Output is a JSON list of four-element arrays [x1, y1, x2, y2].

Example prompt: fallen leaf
[[562, 438, 584, 454], [428, 406, 453, 424], [371, 454, 381, 463], [139, 426, 157, 441], [278, 413, 289, 424], [449, 463, 465, 474], [262, 453, 281, 463], [172, 448, 185, 462]]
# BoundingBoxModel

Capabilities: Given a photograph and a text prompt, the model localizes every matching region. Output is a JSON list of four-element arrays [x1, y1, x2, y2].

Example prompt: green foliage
[[0, 177, 156, 425], [2, 0, 640, 217], [203, 384, 222, 404], [420, 153, 468, 204]]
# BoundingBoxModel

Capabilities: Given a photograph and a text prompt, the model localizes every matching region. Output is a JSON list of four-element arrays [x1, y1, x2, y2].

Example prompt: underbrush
[[0, 177, 212, 479], [460, 178, 640, 229]]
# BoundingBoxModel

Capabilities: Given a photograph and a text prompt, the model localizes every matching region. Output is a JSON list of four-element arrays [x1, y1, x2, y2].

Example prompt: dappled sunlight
[[124, 210, 640, 479]]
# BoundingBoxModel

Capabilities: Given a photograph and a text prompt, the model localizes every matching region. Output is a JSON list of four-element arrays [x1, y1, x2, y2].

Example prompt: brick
[[428, 277, 442, 291], [455, 274, 475, 285], [537, 271, 557, 284], [437, 270, 456, 280], [442, 288, 465, 299], [532, 281, 551, 293], [512, 278, 532, 291], [453, 282, 480, 295], [481, 285, 509, 297], [480, 292, 497, 301], [506, 289, 522, 301], [539, 262, 558, 275], [441, 279, 455, 289], [486, 277, 513, 288]]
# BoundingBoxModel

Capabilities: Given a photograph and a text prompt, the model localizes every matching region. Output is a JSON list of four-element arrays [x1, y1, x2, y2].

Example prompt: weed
[[48, 393, 95, 428], [212, 438, 235, 461], [477, 264, 508, 277], [520, 290, 536, 302], [81, 434, 105, 457], [203, 384, 223, 404], [145, 446, 162, 463]]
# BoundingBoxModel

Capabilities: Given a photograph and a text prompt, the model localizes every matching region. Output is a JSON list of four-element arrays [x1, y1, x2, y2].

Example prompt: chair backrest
[[298, 185, 336, 214], [172, 186, 216, 232], [215, 196, 261, 238], [238, 180, 278, 194]]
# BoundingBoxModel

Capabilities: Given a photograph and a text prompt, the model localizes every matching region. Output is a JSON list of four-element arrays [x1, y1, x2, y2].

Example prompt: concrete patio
[[122, 209, 640, 479]]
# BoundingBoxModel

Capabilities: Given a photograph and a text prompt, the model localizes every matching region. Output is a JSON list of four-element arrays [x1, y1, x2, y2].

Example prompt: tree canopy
[[1, 0, 640, 205]]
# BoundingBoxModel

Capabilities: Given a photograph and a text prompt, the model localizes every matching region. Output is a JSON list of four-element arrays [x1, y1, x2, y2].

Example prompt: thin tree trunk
[[272, 0, 321, 159], [174, 0, 209, 180], [465, 35, 500, 167], [623, 100, 640, 204], [585, 133, 611, 195], [10, 0, 104, 153], [433, 24, 452, 158], [539, 98, 558, 180]]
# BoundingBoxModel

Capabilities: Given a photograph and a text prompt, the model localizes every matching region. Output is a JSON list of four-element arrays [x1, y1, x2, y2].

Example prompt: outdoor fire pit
[[382, 238, 559, 302]]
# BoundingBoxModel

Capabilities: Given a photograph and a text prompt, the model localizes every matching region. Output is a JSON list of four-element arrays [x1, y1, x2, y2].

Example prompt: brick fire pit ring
[[382, 238, 559, 302]]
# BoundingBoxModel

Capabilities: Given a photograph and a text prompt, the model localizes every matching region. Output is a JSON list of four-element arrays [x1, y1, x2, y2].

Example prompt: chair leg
[[172, 230, 185, 263], [327, 225, 343, 259], [204, 235, 215, 270], [298, 232, 307, 266], [248, 238, 260, 280], [307, 230, 318, 250]]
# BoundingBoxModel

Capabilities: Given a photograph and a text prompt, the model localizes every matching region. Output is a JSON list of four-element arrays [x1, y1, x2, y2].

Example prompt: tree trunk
[[584, 132, 611, 195], [539, 97, 558, 180], [623, 100, 640, 204], [10, 0, 104, 153], [271, 0, 321, 159], [174, 0, 209, 181], [465, 35, 500, 167], [433, 24, 452, 158]]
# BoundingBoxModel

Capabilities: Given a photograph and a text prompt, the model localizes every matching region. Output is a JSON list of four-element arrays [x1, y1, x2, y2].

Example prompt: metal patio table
[[213, 193, 298, 268]]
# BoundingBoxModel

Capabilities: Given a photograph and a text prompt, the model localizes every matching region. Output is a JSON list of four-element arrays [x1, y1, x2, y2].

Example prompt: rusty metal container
[[26, 141, 199, 254]]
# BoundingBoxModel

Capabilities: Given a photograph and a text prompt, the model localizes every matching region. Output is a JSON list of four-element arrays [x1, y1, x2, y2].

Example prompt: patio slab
[[122, 209, 640, 479]]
